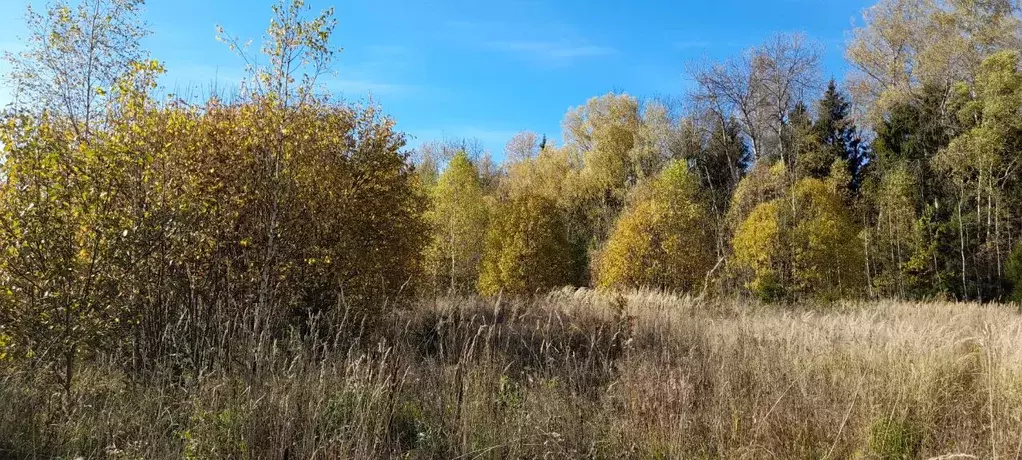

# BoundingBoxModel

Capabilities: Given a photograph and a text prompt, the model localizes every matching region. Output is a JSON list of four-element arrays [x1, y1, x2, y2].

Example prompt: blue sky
[[0, 0, 875, 159]]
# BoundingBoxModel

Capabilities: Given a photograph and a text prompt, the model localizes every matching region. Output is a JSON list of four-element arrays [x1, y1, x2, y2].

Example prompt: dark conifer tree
[[813, 80, 870, 191]]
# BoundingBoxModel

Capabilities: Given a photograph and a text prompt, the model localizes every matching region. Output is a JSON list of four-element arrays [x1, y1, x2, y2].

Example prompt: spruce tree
[[813, 80, 869, 191]]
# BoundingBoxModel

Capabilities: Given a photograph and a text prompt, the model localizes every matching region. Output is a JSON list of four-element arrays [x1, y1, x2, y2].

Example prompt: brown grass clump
[[3, 290, 1022, 458]]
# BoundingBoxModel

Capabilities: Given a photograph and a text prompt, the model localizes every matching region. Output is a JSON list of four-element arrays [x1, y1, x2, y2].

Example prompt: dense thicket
[[0, 0, 427, 388]]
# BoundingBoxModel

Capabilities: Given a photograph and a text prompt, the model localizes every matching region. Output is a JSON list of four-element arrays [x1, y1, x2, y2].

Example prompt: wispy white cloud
[[327, 78, 418, 98], [445, 16, 615, 67], [488, 40, 616, 62]]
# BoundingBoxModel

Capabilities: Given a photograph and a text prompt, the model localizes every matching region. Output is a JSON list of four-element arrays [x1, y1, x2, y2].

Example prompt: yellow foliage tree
[[790, 178, 866, 297], [423, 151, 489, 294], [501, 143, 576, 205], [478, 193, 576, 296], [727, 160, 788, 231], [732, 176, 865, 300], [732, 200, 789, 300], [0, 0, 430, 379], [596, 161, 715, 292]]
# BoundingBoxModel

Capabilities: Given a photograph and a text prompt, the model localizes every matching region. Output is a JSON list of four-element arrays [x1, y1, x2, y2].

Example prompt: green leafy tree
[[936, 50, 1022, 299], [861, 84, 958, 299]]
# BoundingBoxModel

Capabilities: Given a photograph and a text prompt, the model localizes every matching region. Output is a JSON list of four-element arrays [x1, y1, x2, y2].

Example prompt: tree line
[[3, 0, 1022, 389], [421, 0, 1022, 304]]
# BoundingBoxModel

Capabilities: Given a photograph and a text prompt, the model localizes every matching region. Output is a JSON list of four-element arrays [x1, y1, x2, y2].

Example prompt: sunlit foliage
[[597, 161, 715, 292], [478, 193, 576, 296]]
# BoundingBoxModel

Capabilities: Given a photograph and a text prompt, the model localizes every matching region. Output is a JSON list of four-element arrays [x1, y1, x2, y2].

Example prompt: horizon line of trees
[[3, 0, 1022, 390], [420, 1, 1022, 306]]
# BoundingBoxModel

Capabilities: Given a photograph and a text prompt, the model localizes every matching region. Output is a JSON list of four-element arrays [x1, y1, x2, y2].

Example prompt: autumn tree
[[478, 193, 576, 297], [0, 113, 122, 389], [415, 137, 500, 192], [498, 141, 589, 286], [728, 160, 788, 232], [500, 141, 576, 204], [690, 34, 821, 164], [635, 99, 685, 173], [789, 178, 867, 297], [3, 0, 150, 144], [783, 101, 821, 177], [0, 0, 431, 381], [558, 93, 697, 282], [0, 0, 154, 390], [186, 0, 431, 326], [847, 0, 1021, 122], [423, 151, 489, 294], [505, 131, 542, 162], [732, 201, 789, 300], [732, 173, 865, 301], [562, 93, 644, 247], [596, 161, 715, 292]]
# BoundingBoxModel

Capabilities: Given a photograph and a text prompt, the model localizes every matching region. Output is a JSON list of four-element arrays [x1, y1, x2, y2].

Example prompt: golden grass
[[3, 290, 1022, 458]]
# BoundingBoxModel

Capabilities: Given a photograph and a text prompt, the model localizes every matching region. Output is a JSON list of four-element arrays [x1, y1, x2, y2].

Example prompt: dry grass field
[[3, 290, 1022, 459]]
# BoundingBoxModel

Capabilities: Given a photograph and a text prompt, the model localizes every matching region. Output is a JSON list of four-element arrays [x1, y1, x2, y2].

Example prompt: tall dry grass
[[3, 290, 1022, 458]]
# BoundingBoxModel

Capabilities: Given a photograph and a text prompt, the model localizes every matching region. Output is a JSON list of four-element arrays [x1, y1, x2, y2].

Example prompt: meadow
[[3, 290, 1020, 459], [6, 0, 1022, 458]]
